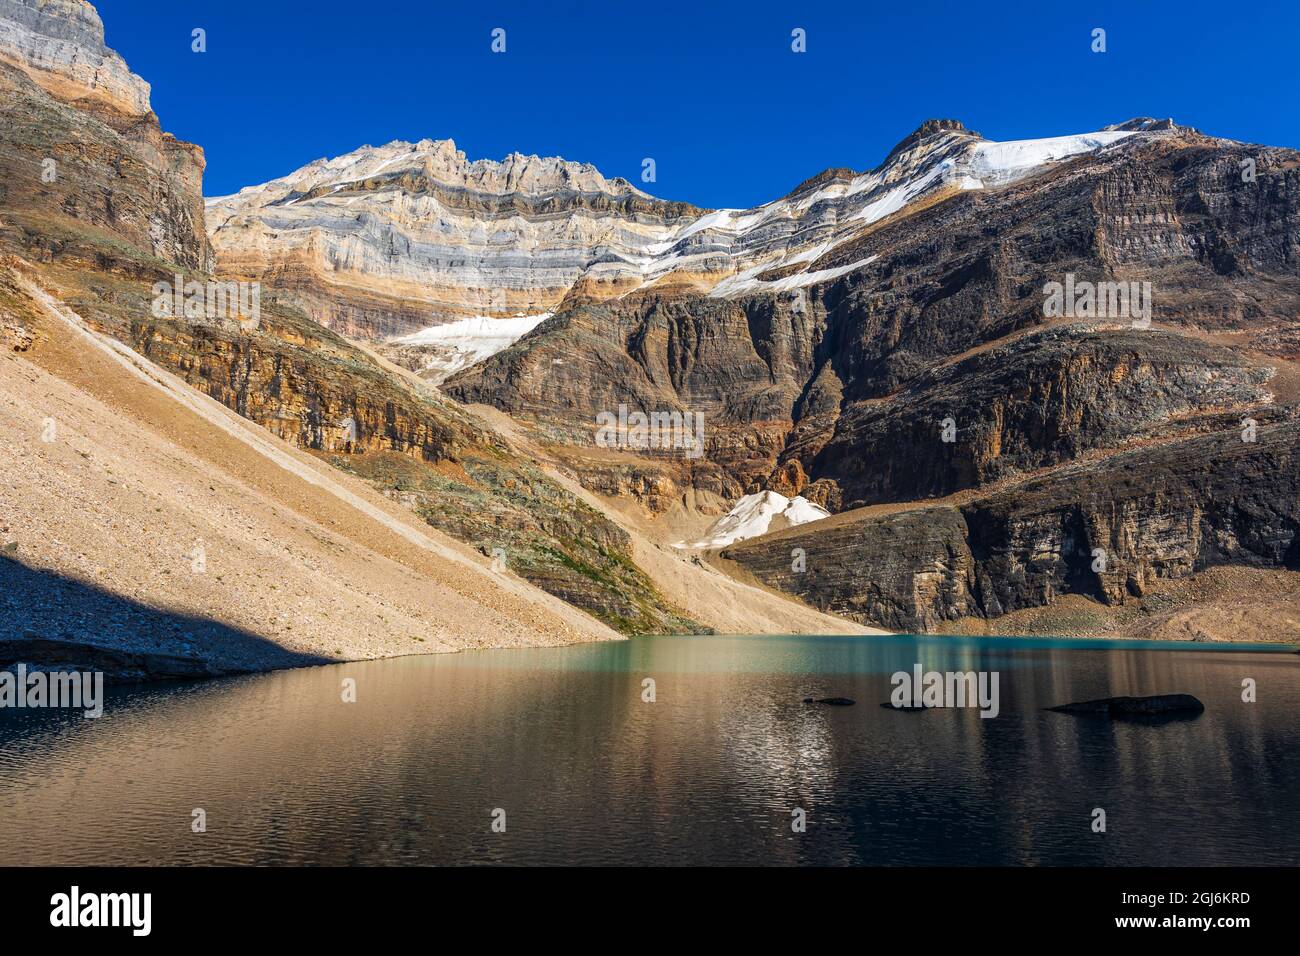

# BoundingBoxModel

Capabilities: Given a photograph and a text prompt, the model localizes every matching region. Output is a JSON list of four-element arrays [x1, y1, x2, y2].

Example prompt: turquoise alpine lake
[[0, 633, 1296, 865]]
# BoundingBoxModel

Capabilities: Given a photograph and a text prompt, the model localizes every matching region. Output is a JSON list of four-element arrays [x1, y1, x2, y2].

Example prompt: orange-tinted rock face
[[0, 0, 152, 117]]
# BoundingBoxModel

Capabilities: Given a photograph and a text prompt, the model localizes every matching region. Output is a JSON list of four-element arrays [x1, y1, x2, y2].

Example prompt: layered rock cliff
[[205, 139, 704, 340], [447, 122, 1299, 497], [0, 0, 149, 116], [437, 119, 1300, 635], [0, 0, 210, 271]]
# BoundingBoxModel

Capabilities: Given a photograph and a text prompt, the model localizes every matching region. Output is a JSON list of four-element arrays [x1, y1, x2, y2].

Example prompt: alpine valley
[[3, 0, 1299, 681]]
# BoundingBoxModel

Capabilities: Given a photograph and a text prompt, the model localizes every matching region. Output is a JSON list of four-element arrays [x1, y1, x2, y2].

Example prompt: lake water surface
[[1, 634, 1296, 865]]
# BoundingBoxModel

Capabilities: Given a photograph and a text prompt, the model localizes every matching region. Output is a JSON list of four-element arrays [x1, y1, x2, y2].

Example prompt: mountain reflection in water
[[0, 634, 1295, 866]]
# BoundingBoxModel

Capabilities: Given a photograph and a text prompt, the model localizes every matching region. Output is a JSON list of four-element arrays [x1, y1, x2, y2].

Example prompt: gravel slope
[[0, 267, 620, 678]]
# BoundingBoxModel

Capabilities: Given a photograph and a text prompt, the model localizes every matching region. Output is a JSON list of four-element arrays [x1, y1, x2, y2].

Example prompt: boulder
[[1048, 694, 1205, 717]]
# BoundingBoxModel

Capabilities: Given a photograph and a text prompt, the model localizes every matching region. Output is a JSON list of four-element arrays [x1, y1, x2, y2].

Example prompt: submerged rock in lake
[[1048, 694, 1205, 718], [804, 697, 855, 706]]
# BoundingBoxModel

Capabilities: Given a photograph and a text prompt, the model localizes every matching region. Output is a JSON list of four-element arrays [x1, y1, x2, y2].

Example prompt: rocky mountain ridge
[[205, 117, 1171, 345]]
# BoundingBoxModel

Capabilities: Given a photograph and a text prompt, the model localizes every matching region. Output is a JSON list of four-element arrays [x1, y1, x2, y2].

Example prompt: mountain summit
[[213, 138, 653, 204]]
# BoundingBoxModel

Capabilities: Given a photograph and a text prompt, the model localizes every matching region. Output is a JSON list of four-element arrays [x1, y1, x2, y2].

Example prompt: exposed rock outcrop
[[447, 122, 1300, 511], [205, 139, 704, 339], [723, 421, 1300, 632]]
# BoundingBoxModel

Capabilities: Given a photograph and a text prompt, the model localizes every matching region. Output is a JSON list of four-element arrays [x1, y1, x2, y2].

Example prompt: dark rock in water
[[804, 697, 855, 706], [1048, 694, 1205, 717], [880, 702, 928, 712]]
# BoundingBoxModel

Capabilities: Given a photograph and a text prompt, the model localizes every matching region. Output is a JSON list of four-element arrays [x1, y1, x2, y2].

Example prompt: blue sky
[[102, 0, 1300, 208]]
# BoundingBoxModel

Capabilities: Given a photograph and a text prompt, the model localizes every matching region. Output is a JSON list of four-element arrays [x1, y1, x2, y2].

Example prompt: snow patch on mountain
[[702, 128, 1137, 297], [676, 491, 830, 549], [390, 313, 553, 383], [710, 254, 879, 298], [967, 131, 1136, 184]]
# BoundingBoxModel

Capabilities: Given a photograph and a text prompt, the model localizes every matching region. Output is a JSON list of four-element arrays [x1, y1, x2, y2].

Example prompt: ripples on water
[[0, 634, 1296, 865]]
